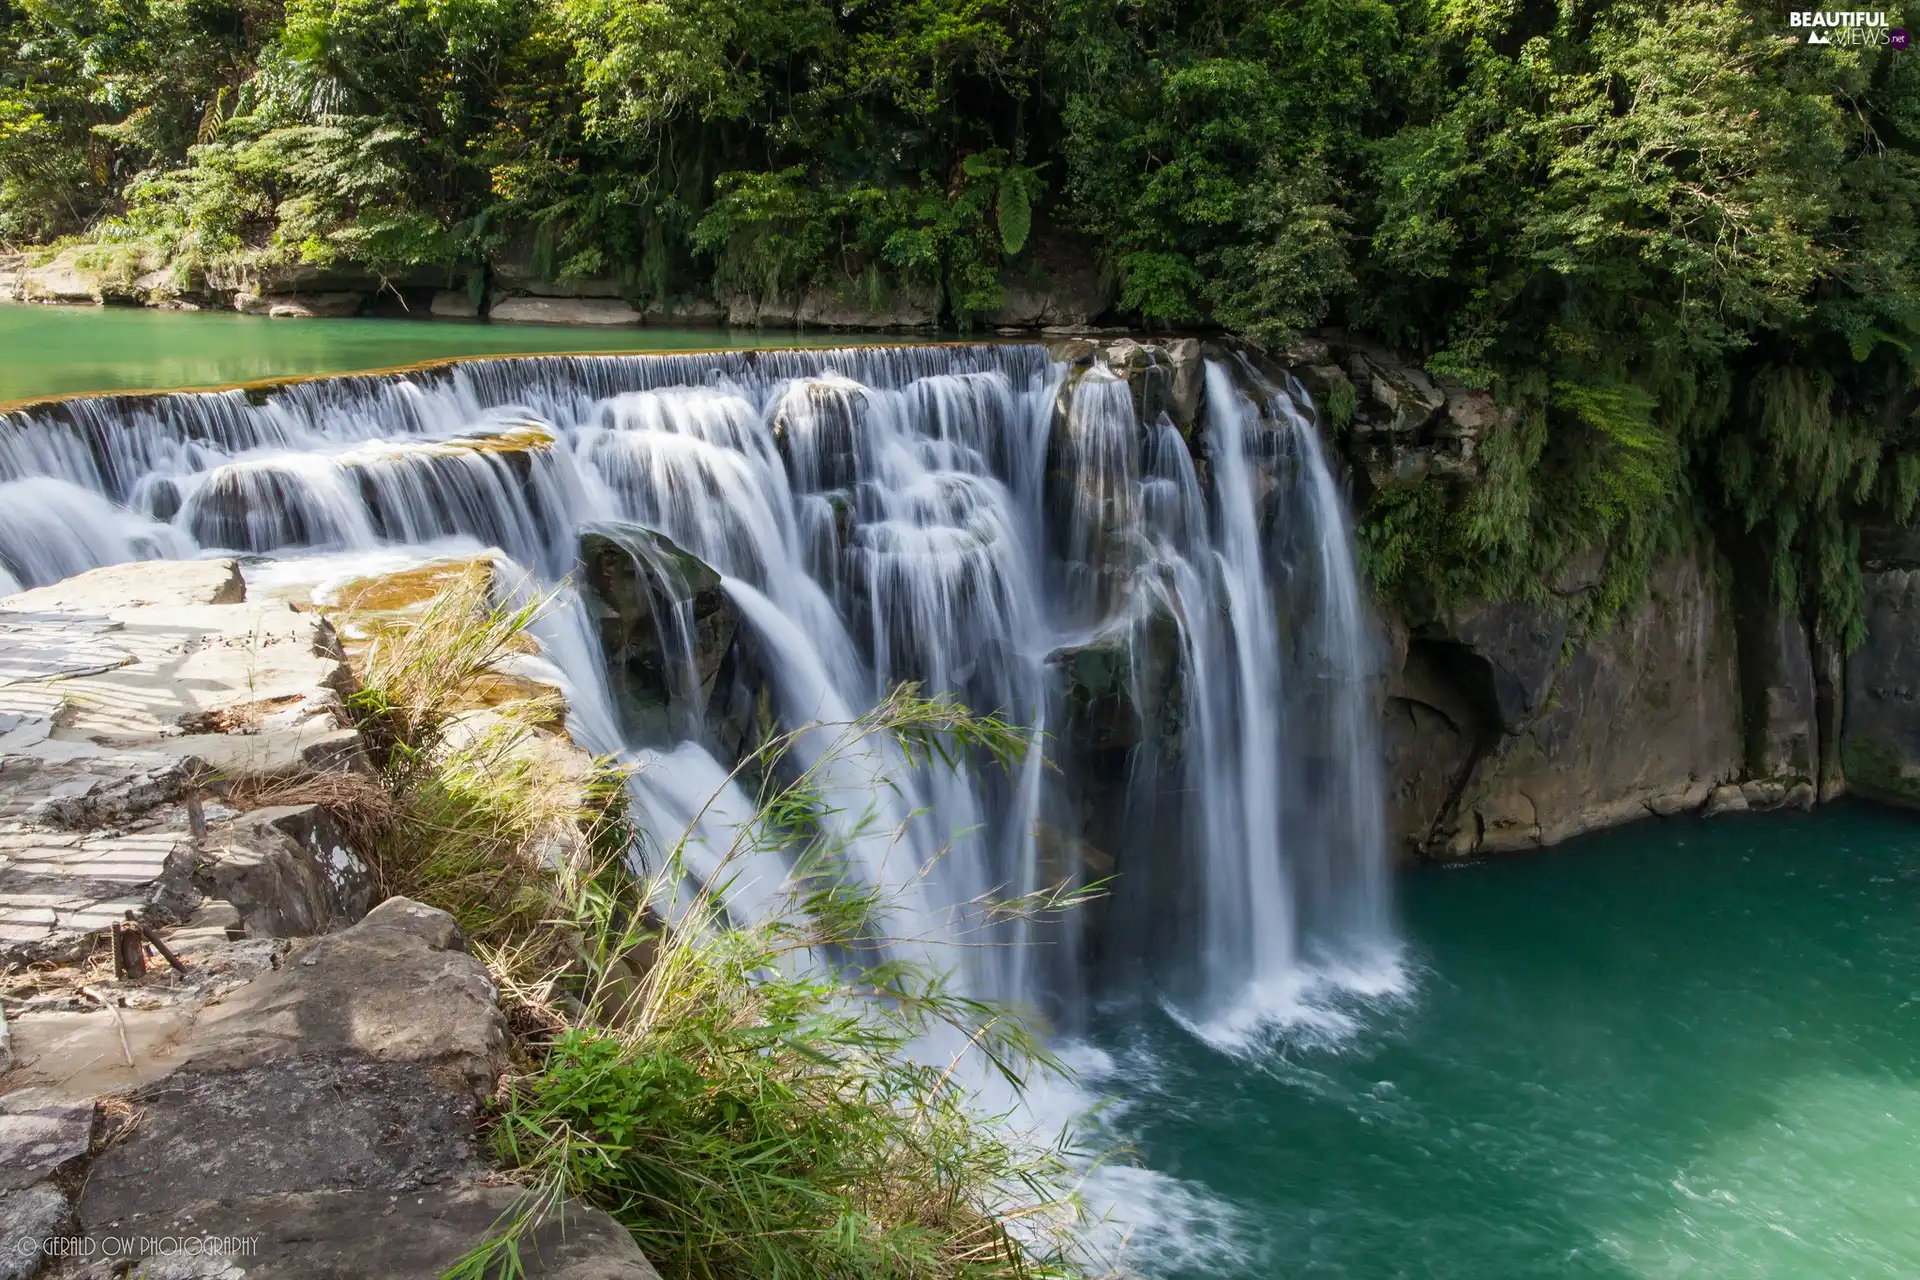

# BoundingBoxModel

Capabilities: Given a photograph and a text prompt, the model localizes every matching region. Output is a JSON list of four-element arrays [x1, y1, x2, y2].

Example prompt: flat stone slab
[[76, 1186, 660, 1279], [0, 577, 352, 745], [79, 1056, 485, 1227], [4, 897, 495, 1109], [165, 724, 368, 787], [0, 558, 246, 612], [0, 1183, 68, 1280], [2, 1006, 201, 1103], [0, 743, 187, 825], [189, 898, 504, 1092], [0, 561, 368, 964], [0, 823, 197, 963], [0, 1094, 93, 1191], [0, 612, 131, 683]]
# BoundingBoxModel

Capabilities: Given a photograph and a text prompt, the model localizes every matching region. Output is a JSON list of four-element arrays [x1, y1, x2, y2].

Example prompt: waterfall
[[0, 343, 1392, 1027]]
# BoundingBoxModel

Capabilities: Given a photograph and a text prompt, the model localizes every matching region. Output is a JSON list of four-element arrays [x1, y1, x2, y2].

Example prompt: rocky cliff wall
[[1270, 335, 1852, 859], [1844, 530, 1920, 808], [1378, 553, 1752, 858]]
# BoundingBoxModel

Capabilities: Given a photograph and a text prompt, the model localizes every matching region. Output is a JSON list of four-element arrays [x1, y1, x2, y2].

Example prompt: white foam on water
[[1081, 1163, 1261, 1277], [1168, 942, 1413, 1059], [238, 537, 498, 606], [1009, 1039, 1264, 1278]]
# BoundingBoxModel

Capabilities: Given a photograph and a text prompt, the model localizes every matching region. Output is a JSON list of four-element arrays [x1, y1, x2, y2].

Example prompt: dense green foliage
[[3, 0, 1917, 635]]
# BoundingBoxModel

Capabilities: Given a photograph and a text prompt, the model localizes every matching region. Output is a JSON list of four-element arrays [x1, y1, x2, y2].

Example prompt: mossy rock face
[[1843, 737, 1920, 809], [1842, 566, 1920, 809], [1045, 600, 1185, 754], [333, 558, 488, 615], [579, 522, 740, 746]]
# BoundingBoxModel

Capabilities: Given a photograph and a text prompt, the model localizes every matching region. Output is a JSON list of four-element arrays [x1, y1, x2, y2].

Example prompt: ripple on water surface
[[1088, 807, 1920, 1278]]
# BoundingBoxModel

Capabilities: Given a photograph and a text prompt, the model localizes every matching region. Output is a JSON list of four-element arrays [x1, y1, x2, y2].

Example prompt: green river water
[[0, 302, 901, 404], [1094, 805, 1920, 1279], [6, 307, 1918, 1279]]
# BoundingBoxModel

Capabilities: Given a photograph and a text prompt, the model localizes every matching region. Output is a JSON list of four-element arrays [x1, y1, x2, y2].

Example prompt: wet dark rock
[[1416, 601, 1570, 736], [1282, 336, 1506, 487], [1722, 537, 1821, 781], [1349, 347, 1445, 437], [578, 523, 744, 747], [985, 234, 1112, 330], [1046, 606, 1185, 754], [772, 378, 866, 492], [1379, 624, 1486, 857]]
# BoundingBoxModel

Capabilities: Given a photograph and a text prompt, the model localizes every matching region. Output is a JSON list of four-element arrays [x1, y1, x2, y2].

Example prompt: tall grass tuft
[[324, 567, 1099, 1280], [348, 560, 553, 775], [459, 688, 1101, 1280], [323, 562, 623, 977]]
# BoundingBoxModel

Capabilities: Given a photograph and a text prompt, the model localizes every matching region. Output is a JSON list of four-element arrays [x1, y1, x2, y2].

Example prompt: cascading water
[[0, 343, 1392, 1028]]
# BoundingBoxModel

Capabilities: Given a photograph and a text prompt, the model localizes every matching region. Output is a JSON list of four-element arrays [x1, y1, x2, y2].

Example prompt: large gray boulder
[[78, 1056, 488, 1226], [430, 288, 482, 318], [234, 292, 367, 318], [491, 296, 641, 325], [23, 896, 657, 1280], [71, 1187, 660, 1279], [195, 803, 374, 940]]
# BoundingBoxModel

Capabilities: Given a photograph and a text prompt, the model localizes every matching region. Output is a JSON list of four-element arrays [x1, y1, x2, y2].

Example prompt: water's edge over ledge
[[4, 335, 1912, 867]]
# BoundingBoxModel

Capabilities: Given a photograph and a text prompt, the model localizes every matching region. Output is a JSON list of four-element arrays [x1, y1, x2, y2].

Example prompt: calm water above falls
[[1097, 805, 1920, 1279], [0, 303, 909, 403]]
